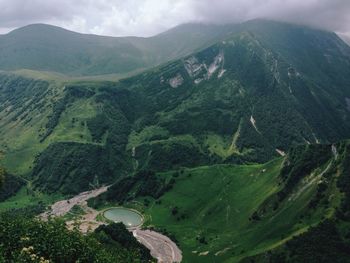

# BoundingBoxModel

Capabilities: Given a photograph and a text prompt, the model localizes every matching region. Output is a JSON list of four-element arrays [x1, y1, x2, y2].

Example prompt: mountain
[[131, 141, 350, 262], [1, 21, 348, 78], [339, 33, 350, 45], [1, 19, 350, 262], [0, 23, 232, 76], [1, 19, 350, 186]]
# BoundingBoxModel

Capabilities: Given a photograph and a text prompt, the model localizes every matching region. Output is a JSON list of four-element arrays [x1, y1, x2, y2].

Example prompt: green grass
[[0, 84, 98, 175], [46, 98, 97, 144], [127, 125, 170, 150], [144, 158, 325, 262], [204, 133, 239, 158], [0, 186, 63, 212], [0, 80, 62, 175]]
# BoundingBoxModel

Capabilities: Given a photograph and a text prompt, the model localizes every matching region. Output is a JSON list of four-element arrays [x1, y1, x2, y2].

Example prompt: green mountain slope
[[1, 20, 348, 79], [0, 23, 232, 76], [1, 20, 350, 194], [91, 141, 350, 262], [1, 20, 350, 263], [118, 22, 350, 165]]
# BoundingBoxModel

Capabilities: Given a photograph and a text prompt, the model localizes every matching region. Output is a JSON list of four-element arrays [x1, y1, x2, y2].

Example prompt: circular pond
[[103, 208, 143, 228]]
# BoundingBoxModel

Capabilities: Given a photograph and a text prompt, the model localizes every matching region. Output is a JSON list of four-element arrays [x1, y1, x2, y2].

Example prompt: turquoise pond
[[103, 208, 143, 227]]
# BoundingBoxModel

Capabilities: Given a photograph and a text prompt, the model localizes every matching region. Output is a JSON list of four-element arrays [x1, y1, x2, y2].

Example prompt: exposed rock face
[[276, 149, 286, 156], [194, 78, 203, 84], [184, 50, 225, 83], [207, 51, 224, 78], [250, 115, 259, 133], [169, 73, 184, 88], [218, 69, 226, 78], [184, 56, 205, 78]]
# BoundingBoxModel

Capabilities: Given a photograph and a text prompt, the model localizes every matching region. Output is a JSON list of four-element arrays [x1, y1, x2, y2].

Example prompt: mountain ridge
[[1, 20, 349, 76], [1, 19, 350, 263], [0, 22, 234, 76]]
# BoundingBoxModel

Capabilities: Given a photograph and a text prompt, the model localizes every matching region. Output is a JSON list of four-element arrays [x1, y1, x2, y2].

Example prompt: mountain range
[[0, 19, 350, 262], [0, 22, 234, 76]]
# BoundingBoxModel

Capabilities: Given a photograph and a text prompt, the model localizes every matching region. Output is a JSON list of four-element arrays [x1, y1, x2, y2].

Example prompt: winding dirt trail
[[133, 229, 182, 263]]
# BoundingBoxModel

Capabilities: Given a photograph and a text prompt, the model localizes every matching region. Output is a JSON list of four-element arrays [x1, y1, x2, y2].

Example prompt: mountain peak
[[7, 23, 80, 37]]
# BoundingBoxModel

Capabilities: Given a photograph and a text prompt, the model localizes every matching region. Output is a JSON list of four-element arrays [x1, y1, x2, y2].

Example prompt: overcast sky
[[0, 0, 349, 42]]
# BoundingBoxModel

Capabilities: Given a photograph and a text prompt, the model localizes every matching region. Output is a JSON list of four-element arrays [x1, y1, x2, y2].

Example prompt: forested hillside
[[1, 20, 350, 196], [88, 141, 350, 262], [1, 19, 350, 263]]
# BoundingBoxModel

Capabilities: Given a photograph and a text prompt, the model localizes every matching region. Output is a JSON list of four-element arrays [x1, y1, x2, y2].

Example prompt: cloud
[[0, 0, 349, 40]]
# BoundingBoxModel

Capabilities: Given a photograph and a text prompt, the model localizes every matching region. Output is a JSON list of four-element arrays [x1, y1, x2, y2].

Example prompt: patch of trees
[[196, 236, 208, 245], [32, 142, 127, 194], [0, 167, 4, 189], [234, 117, 276, 163], [41, 94, 70, 141], [0, 171, 25, 201], [65, 85, 95, 98], [171, 206, 179, 216], [336, 142, 350, 220], [254, 220, 350, 263], [308, 181, 329, 209], [94, 223, 152, 261], [170, 206, 189, 221], [249, 211, 261, 221], [87, 102, 130, 150], [41, 85, 95, 142], [89, 170, 170, 208], [87, 113, 110, 142], [288, 76, 350, 143], [0, 74, 50, 124], [1, 204, 46, 218], [135, 140, 209, 172], [95, 86, 147, 123], [0, 212, 152, 262], [161, 109, 236, 136], [277, 144, 332, 201]]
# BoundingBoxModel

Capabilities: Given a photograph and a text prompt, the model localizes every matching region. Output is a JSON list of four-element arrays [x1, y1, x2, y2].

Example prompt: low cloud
[[0, 0, 349, 42]]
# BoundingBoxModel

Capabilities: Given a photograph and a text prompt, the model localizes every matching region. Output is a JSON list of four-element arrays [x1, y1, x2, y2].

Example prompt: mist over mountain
[[0, 22, 235, 76], [1, 20, 349, 76]]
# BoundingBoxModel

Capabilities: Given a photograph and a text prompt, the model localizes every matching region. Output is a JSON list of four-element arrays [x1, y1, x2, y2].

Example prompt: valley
[[1, 19, 350, 262], [38, 185, 182, 262]]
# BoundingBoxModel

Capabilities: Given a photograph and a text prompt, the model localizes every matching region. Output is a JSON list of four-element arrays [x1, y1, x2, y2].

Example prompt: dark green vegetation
[[94, 223, 151, 260], [88, 170, 172, 207], [242, 143, 350, 263], [0, 210, 152, 262], [277, 144, 333, 201], [0, 167, 5, 192], [1, 20, 350, 262], [242, 220, 350, 263], [1, 20, 350, 187], [32, 142, 118, 194], [0, 172, 25, 201], [136, 142, 350, 262]]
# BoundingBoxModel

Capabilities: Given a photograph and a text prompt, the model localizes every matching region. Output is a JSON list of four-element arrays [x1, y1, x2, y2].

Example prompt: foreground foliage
[[0, 212, 152, 262]]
